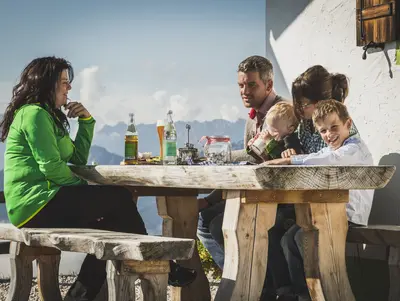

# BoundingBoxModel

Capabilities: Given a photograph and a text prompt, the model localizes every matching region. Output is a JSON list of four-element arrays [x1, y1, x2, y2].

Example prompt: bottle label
[[165, 141, 177, 157], [125, 141, 138, 159]]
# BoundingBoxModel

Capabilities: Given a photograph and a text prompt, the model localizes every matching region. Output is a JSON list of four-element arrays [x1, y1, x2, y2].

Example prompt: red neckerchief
[[248, 108, 256, 119]]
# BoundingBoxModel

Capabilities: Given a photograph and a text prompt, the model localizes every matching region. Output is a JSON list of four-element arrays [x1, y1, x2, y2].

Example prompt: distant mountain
[[232, 140, 244, 150], [88, 145, 123, 165], [93, 119, 246, 156]]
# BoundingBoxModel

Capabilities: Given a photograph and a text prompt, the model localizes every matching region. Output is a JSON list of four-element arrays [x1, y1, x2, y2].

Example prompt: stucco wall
[[266, 0, 400, 227]]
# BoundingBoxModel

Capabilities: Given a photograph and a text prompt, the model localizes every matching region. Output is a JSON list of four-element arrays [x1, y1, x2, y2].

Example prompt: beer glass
[[157, 119, 165, 159]]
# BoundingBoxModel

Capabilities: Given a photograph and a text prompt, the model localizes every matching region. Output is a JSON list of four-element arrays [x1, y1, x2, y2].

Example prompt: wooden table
[[71, 164, 395, 301]]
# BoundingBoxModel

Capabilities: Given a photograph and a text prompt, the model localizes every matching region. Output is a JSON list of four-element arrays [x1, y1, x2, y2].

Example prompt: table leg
[[388, 246, 400, 301], [157, 196, 211, 301], [215, 191, 277, 301], [295, 203, 356, 301]]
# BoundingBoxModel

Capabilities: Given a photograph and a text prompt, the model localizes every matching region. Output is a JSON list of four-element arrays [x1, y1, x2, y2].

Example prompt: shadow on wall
[[368, 153, 400, 225], [265, 0, 313, 99]]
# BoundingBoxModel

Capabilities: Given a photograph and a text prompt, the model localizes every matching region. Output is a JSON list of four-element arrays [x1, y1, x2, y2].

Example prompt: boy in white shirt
[[265, 99, 374, 300]]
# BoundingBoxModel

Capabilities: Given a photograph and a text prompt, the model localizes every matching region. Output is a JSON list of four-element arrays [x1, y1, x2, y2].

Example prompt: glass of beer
[[157, 119, 165, 159]]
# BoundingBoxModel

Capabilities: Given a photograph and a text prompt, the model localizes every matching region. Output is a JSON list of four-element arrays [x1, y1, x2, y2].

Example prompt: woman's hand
[[260, 157, 291, 166], [281, 148, 297, 158], [64, 102, 91, 119]]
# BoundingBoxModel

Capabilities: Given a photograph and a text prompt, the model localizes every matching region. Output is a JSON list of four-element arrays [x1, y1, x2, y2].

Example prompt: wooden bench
[[347, 225, 400, 300], [0, 226, 195, 301]]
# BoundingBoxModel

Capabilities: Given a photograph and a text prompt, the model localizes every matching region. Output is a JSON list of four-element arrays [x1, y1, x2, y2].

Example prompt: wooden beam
[[241, 190, 349, 204], [347, 225, 400, 247], [124, 186, 199, 196], [361, 3, 393, 20]]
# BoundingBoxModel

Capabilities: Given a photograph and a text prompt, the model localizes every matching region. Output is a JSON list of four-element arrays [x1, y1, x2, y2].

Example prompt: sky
[[0, 0, 266, 128]]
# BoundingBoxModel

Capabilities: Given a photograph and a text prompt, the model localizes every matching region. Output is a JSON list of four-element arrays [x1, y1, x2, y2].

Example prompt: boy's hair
[[312, 99, 350, 124], [265, 102, 299, 130]]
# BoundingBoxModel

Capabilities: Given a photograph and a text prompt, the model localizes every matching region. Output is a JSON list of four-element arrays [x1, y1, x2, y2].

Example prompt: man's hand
[[281, 148, 297, 158], [64, 102, 91, 119], [198, 198, 209, 211], [260, 157, 291, 165]]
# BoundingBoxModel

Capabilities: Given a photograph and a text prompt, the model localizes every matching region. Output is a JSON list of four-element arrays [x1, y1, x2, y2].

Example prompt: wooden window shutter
[[356, 0, 400, 46]]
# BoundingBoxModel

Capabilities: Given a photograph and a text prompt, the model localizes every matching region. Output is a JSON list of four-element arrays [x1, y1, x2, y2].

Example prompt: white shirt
[[291, 136, 374, 226]]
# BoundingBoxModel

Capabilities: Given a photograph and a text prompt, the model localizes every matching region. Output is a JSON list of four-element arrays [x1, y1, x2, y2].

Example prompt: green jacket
[[4, 104, 95, 227]]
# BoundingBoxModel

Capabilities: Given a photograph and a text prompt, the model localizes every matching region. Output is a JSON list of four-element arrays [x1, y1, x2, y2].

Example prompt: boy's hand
[[260, 157, 291, 165], [281, 148, 297, 158]]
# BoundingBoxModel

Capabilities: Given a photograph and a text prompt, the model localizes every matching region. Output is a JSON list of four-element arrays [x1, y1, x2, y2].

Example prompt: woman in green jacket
[[1, 56, 195, 301]]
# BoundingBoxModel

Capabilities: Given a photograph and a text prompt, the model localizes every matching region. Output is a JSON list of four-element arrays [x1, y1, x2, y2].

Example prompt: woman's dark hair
[[292, 65, 349, 119], [0, 56, 74, 141]]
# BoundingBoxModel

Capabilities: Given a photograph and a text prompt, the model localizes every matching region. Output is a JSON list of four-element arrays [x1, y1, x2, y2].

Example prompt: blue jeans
[[197, 201, 225, 269]]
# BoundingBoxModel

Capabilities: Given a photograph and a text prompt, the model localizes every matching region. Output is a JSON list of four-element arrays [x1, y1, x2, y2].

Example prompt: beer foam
[[157, 119, 165, 126]]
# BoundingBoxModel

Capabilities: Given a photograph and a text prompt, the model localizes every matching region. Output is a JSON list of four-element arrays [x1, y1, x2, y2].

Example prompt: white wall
[[267, 0, 400, 227]]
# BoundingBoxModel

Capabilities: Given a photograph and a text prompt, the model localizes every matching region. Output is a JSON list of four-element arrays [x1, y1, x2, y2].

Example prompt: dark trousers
[[261, 204, 296, 299], [23, 185, 147, 300]]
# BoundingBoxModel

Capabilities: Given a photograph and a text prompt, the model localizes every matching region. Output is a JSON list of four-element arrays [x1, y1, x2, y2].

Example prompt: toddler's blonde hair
[[265, 102, 299, 131]]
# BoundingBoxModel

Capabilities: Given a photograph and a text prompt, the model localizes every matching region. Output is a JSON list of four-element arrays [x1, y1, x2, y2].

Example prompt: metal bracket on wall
[[362, 41, 385, 59]]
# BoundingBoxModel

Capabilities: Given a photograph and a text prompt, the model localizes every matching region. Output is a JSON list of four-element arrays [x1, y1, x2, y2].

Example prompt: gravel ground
[[0, 275, 220, 301]]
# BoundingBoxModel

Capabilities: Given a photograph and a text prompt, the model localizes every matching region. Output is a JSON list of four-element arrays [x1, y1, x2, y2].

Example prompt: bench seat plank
[[0, 227, 195, 261], [347, 225, 400, 247]]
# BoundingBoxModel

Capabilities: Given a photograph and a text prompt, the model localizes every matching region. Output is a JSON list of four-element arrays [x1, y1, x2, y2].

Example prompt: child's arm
[[291, 142, 362, 166]]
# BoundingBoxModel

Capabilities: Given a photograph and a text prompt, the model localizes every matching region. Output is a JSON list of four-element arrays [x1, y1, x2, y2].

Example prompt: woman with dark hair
[[290, 64, 358, 155], [265, 65, 360, 301], [2, 56, 195, 301]]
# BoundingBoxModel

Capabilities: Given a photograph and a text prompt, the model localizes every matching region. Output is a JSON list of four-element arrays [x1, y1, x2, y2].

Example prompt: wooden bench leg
[[156, 195, 211, 301], [106, 260, 137, 301], [139, 261, 169, 301], [6, 242, 34, 301], [214, 191, 277, 301], [296, 203, 355, 301], [36, 252, 63, 301], [388, 246, 400, 301], [141, 274, 169, 301]]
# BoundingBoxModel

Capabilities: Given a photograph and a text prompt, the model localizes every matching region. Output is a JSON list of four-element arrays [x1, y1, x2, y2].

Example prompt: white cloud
[[152, 90, 168, 104], [220, 104, 240, 121], [79, 66, 104, 105], [168, 94, 190, 120], [69, 65, 248, 128]]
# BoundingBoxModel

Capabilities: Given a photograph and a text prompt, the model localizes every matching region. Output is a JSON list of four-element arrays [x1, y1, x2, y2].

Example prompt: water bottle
[[163, 110, 177, 165]]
